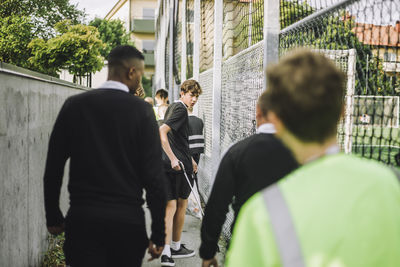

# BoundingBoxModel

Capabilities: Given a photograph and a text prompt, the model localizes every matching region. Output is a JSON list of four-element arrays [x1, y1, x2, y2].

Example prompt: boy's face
[[155, 95, 162, 105], [180, 91, 198, 108]]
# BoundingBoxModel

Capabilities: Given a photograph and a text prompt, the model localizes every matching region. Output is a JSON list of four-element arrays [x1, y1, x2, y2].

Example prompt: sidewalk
[[142, 207, 225, 267]]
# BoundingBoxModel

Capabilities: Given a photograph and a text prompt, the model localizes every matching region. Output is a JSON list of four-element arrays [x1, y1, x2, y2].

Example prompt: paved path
[[142, 207, 226, 267]]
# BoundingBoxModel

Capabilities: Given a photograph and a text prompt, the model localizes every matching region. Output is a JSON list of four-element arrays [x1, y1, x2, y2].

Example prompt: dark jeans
[[64, 217, 148, 267]]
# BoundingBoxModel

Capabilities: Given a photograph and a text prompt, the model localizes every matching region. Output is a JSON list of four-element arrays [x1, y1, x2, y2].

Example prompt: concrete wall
[[0, 63, 87, 266]]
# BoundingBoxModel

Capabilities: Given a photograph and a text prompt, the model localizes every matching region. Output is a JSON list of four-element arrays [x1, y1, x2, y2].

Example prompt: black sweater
[[43, 89, 166, 246], [199, 133, 298, 259]]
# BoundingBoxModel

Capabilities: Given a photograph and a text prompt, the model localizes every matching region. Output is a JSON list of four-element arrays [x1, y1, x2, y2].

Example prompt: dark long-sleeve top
[[199, 127, 298, 259], [43, 85, 167, 246], [188, 115, 204, 155]]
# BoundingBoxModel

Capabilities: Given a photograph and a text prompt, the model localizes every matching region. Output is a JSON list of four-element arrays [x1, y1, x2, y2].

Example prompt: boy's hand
[[171, 158, 181, 171], [147, 241, 163, 261], [192, 158, 198, 173], [202, 257, 218, 267], [47, 223, 65, 235]]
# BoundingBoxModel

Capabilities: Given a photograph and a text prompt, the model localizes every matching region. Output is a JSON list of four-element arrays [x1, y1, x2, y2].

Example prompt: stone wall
[[0, 63, 87, 266]]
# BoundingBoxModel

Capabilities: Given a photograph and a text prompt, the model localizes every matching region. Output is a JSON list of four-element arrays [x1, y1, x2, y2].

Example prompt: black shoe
[[171, 244, 195, 259], [161, 255, 175, 266]]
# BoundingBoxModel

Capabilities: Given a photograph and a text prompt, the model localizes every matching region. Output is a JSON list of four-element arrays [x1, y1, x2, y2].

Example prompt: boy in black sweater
[[43, 45, 166, 266], [200, 95, 299, 267], [159, 80, 202, 266]]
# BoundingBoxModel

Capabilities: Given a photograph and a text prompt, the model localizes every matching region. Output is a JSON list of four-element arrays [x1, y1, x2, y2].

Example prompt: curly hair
[[181, 79, 202, 96]]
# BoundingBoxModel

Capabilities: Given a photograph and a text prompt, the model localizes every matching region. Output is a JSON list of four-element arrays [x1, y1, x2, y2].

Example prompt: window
[[384, 52, 397, 62], [142, 40, 155, 53], [143, 8, 155, 19]]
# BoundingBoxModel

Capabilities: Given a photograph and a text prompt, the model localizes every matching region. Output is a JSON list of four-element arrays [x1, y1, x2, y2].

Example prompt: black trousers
[[64, 217, 148, 267]]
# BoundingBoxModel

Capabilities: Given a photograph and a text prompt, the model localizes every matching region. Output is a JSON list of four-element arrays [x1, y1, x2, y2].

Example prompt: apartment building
[[105, 0, 157, 78]]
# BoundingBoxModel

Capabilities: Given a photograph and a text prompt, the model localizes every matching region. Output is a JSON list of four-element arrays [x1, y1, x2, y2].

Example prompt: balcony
[[144, 52, 155, 67], [383, 62, 400, 74], [131, 19, 155, 34]]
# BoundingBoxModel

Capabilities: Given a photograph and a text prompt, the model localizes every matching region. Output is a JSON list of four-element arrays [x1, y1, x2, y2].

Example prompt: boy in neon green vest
[[226, 50, 400, 267]]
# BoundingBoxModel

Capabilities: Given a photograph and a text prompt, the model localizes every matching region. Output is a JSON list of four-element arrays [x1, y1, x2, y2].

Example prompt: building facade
[[106, 0, 157, 79]]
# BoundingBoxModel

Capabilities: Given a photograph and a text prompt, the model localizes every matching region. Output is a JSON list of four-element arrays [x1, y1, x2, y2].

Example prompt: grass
[[338, 125, 400, 165], [41, 233, 65, 267]]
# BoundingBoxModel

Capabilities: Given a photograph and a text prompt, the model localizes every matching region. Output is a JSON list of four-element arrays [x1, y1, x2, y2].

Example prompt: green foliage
[[311, 14, 393, 95], [280, 1, 395, 96], [0, 16, 34, 68], [142, 76, 153, 97], [29, 20, 105, 77], [0, 0, 85, 39], [41, 233, 65, 267], [280, 0, 314, 29], [233, 2, 264, 52], [0, 0, 87, 73], [89, 18, 132, 58]]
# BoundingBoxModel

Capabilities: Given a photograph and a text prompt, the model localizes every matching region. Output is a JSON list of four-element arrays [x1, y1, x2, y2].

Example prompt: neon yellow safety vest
[[226, 153, 400, 267]]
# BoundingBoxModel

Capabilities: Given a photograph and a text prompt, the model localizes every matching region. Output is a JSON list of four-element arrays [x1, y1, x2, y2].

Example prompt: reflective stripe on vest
[[262, 184, 305, 267], [263, 167, 400, 267]]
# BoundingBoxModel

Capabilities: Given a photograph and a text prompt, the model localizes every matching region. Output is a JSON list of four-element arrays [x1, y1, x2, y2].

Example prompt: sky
[[70, 0, 118, 22]]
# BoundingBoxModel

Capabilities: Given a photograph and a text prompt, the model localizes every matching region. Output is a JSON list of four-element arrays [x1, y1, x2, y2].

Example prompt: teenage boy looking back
[[159, 80, 202, 266]]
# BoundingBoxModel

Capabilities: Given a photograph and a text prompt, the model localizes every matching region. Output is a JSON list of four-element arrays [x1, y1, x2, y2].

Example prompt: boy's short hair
[[181, 79, 202, 96], [155, 89, 168, 99], [264, 49, 345, 143]]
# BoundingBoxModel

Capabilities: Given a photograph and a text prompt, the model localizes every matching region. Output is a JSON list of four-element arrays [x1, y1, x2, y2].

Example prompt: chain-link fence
[[173, 0, 182, 86], [186, 0, 195, 78], [223, 0, 264, 59], [197, 68, 214, 202], [156, 0, 400, 241], [200, 0, 214, 72], [280, 0, 400, 165]]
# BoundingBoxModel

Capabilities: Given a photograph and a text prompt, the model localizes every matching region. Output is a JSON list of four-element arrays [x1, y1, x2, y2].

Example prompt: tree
[[142, 76, 153, 97], [312, 13, 393, 96], [280, 1, 394, 96], [89, 18, 132, 58], [29, 20, 104, 78], [0, 0, 85, 39], [280, 0, 314, 29], [0, 16, 34, 68]]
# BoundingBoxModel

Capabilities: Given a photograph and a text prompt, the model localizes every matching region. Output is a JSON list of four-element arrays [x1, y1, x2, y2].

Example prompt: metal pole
[[248, 0, 253, 47], [169, 1, 174, 101], [181, 0, 187, 82], [344, 48, 356, 154], [365, 54, 369, 94], [263, 0, 280, 91], [193, 0, 200, 81], [211, 0, 223, 181], [155, 0, 163, 89]]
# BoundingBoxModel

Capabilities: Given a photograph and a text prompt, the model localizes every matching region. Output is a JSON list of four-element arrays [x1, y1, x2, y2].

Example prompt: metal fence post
[[263, 0, 280, 91], [169, 0, 175, 101], [155, 0, 165, 90], [344, 48, 356, 154], [211, 0, 223, 182], [181, 0, 187, 82], [193, 0, 200, 81]]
